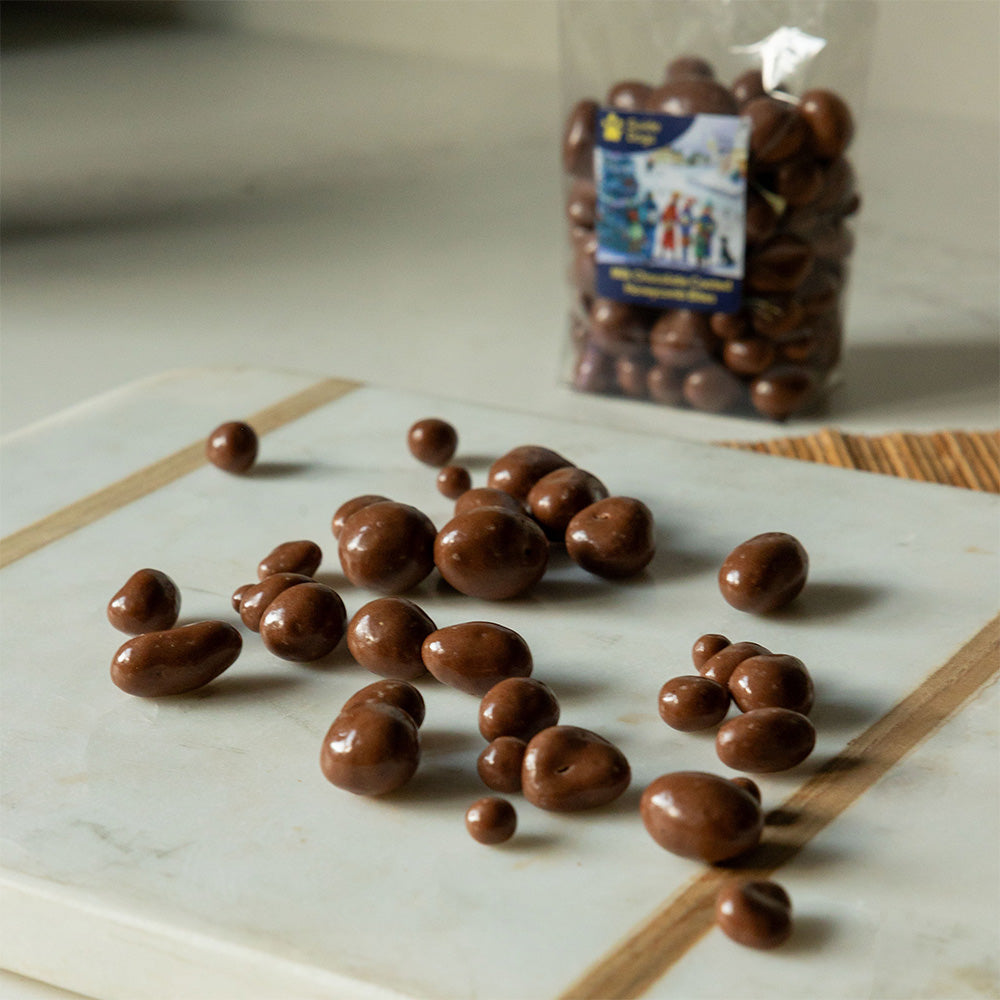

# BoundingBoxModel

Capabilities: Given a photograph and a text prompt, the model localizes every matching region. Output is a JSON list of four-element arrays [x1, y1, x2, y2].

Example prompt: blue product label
[[594, 108, 749, 313]]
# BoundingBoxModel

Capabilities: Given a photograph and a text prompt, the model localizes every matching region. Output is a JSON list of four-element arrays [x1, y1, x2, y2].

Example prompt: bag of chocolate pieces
[[560, 0, 875, 419]]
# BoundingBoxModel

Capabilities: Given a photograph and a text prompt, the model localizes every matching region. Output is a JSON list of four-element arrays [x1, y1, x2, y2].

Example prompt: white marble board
[[1, 372, 997, 1000]]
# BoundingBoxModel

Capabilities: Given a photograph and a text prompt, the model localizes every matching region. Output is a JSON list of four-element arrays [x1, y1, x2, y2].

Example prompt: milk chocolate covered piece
[[422, 621, 533, 696], [699, 641, 771, 686], [257, 540, 322, 580], [340, 678, 426, 728], [716, 707, 816, 773], [259, 581, 347, 662], [729, 654, 814, 715], [107, 568, 180, 635], [111, 621, 241, 697], [718, 532, 809, 613], [479, 677, 560, 742], [434, 508, 548, 601], [465, 797, 517, 845], [640, 770, 763, 863], [407, 418, 458, 466], [477, 736, 527, 793], [437, 465, 472, 500], [346, 597, 434, 680], [487, 445, 574, 502], [521, 725, 630, 812], [527, 467, 609, 540], [320, 702, 420, 796], [238, 572, 312, 631], [716, 879, 793, 949], [331, 494, 391, 539], [338, 501, 436, 595], [205, 421, 257, 474], [565, 497, 655, 578], [658, 675, 730, 732]]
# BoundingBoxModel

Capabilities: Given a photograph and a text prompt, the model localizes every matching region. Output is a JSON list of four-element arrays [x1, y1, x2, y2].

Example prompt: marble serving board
[[1, 370, 997, 1000]]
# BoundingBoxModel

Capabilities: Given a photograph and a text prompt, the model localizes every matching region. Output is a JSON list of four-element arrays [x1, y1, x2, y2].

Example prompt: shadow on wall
[[837, 340, 1000, 417]]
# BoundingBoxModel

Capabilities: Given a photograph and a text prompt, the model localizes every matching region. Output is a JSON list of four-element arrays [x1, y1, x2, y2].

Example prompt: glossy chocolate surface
[[465, 796, 517, 845], [716, 707, 816, 772], [320, 702, 420, 796], [453, 487, 524, 518], [256, 539, 322, 580], [422, 621, 533, 696], [338, 501, 436, 594], [743, 96, 808, 164], [477, 736, 527, 793], [238, 572, 313, 631], [205, 420, 258, 474], [605, 79, 652, 110], [750, 367, 818, 421], [346, 596, 434, 680], [486, 445, 574, 502], [730, 776, 761, 802], [259, 581, 347, 662], [565, 496, 655, 579], [718, 532, 809, 613], [799, 88, 854, 160], [639, 770, 763, 863], [331, 494, 391, 539], [716, 879, 793, 949], [111, 620, 241, 697], [434, 508, 548, 601], [407, 417, 458, 466], [699, 641, 771, 686], [479, 677, 560, 742], [436, 465, 472, 500], [657, 675, 730, 732], [648, 78, 738, 116], [729, 653, 814, 715], [231, 583, 251, 614], [682, 365, 744, 413], [527, 467, 609, 540], [340, 678, 426, 728], [521, 725, 630, 812], [692, 633, 731, 669], [107, 568, 180, 635]]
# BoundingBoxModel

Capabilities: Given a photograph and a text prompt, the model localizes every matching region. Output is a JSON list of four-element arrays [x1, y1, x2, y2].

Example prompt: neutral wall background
[[197, 0, 999, 122]]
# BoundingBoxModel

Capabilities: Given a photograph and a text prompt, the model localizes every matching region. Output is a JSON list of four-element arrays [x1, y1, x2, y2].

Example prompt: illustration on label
[[594, 108, 750, 313]]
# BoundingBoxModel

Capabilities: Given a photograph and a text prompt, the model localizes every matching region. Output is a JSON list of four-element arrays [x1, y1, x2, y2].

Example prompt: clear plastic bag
[[559, 0, 876, 419]]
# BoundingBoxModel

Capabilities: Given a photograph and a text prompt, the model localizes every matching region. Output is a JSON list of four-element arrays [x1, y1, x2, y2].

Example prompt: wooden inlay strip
[[558, 613, 1000, 1000], [0, 377, 359, 570]]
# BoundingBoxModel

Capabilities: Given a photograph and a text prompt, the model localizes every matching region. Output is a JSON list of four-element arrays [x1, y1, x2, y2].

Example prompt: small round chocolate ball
[[434, 508, 549, 601], [338, 501, 436, 595], [477, 736, 527, 793], [716, 879, 793, 949], [565, 496, 655, 579], [407, 418, 458, 466], [205, 421, 258, 474], [743, 96, 808, 164], [682, 365, 744, 414], [526, 467, 609, 540], [346, 596, 435, 680], [479, 677, 560, 742], [465, 796, 517, 845], [729, 653, 814, 715], [658, 675, 730, 732], [750, 366, 817, 421], [437, 465, 472, 500], [718, 532, 809, 613]]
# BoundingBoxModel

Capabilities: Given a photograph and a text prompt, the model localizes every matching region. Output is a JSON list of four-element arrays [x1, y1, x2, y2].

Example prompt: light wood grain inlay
[[0, 377, 359, 569], [558, 613, 1000, 1000]]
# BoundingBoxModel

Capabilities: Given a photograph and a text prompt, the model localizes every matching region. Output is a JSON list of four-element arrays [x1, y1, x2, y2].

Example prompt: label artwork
[[594, 108, 749, 313]]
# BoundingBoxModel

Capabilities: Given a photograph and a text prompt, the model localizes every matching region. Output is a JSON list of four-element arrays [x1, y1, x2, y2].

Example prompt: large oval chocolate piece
[[422, 622, 532, 696], [338, 501, 436, 595], [716, 707, 816, 773], [319, 703, 420, 796], [259, 581, 347, 662], [640, 770, 763, 863], [111, 621, 242, 697], [521, 725, 630, 811]]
